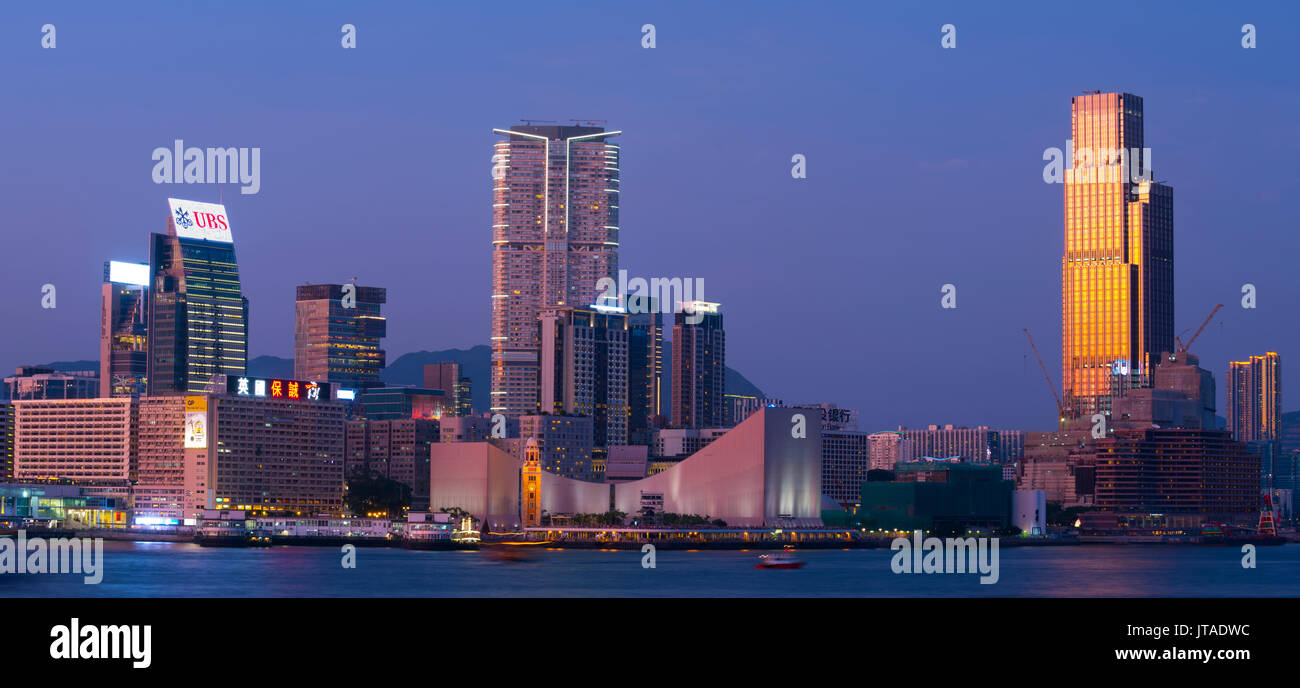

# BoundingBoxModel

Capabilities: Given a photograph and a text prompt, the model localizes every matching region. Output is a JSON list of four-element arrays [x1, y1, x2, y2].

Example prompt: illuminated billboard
[[184, 396, 208, 449], [168, 198, 233, 243], [227, 376, 331, 402], [107, 261, 149, 286]]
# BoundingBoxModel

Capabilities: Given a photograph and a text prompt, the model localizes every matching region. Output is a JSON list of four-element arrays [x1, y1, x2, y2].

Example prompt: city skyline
[[1, 1, 1295, 432]]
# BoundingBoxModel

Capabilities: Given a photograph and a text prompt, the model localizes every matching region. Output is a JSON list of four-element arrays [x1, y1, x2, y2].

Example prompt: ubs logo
[[174, 207, 193, 230]]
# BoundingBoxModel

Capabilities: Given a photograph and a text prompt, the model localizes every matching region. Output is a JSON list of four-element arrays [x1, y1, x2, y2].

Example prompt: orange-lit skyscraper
[[490, 124, 622, 418], [1061, 92, 1173, 419]]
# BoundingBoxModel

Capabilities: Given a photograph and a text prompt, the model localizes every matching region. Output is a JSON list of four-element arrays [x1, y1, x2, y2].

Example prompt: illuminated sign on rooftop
[[168, 198, 233, 243], [107, 261, 149, 286], [227, 376, 332, 402]]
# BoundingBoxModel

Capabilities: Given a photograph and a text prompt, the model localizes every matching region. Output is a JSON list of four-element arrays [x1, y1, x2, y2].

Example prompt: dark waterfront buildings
[[100, 260, 150, 398], [0, 402, 12, 481], [148, 199, 249, 395], [671, 302, 725, 429], [859, 463, 1012, 531], [1061, 92, 1174, 419], [294, 284, 388, 388], [345, 418, 439, 507], [1093, 428, 1259, 524], [489, 124, 622, 418]]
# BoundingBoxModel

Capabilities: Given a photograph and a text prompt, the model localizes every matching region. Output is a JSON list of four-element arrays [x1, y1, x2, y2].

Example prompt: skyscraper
[[671, 302, 725, 429], [489, 123, 622, 418], [100, 260, 150, 398], [148, 199, 249, 395], [1061, 92, 1173, 419], [539, 306, 629, 448], [1227, 352, 1281, 442], [627, 296, 664, 441], [294, 284, 388, 388]]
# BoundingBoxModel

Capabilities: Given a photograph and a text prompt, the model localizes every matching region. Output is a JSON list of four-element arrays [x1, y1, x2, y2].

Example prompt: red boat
[[755, 549, 805, 569]]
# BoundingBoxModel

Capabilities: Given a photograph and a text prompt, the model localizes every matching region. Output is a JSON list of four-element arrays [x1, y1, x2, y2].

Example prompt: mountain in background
[[23, 360, 98, 373], [247, 355, 294, 379], [248, 342, 767, 418], [25, 345, 768, 420]]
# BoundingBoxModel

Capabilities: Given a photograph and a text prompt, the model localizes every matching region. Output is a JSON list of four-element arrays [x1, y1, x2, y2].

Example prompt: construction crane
[[1175, 303, 1223, 354], [1023, 328, 1065, 424]]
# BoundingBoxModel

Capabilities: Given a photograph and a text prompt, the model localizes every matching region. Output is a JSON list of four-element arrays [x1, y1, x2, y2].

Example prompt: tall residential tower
[[1227, 352, 1281, 442], [489, 124, 622, 418], [672, 302, 725, 429]]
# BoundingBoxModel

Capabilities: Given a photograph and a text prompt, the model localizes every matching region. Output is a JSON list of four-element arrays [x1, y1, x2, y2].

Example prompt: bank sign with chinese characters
[[226, 376, 331, 402]]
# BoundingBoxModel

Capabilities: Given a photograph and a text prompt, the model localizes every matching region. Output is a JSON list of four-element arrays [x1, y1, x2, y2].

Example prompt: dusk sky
[[1, 0, 1296, 431]]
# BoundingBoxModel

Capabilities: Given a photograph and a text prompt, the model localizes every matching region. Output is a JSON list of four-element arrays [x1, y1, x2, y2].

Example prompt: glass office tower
[[100, 260, 150, 397], [148, 199, 249, 395], [1061, 92, 1173, 419]]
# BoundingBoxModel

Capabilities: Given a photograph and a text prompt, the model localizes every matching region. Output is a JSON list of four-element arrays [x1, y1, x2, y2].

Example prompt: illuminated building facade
[[517, 414, 595, 481], [1227, 352, 1281, 442], [208, 378, 347, 515], [896, 424, 1015, 463], [100, 260, 150, 398], [294, 284, 387, 388], [540, 307, 629, 448], [148, 199, 249, 395], [133, 396, 208, 521], [521, 439, 542, 527], [429, 407, 823, 530], [490, 124, 622, 418], [1062, 92, 1173, 419], [439, 414, 511, 443], [868, 431, 914, 471], [671, 302, 725, 429], [11, 398, 136, 501], [0, 484, 128, 529]]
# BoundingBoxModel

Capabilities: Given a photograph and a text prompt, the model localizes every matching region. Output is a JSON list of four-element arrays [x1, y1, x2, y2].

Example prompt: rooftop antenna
[[519, 119, 557, 126]]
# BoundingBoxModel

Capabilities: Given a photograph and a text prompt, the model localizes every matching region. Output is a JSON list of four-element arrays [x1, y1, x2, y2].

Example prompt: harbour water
[[3, 541, 1299, 597]]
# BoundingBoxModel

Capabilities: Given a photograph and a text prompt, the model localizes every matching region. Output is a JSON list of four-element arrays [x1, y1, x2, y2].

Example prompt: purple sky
[[1, 0, 1296, 430]]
